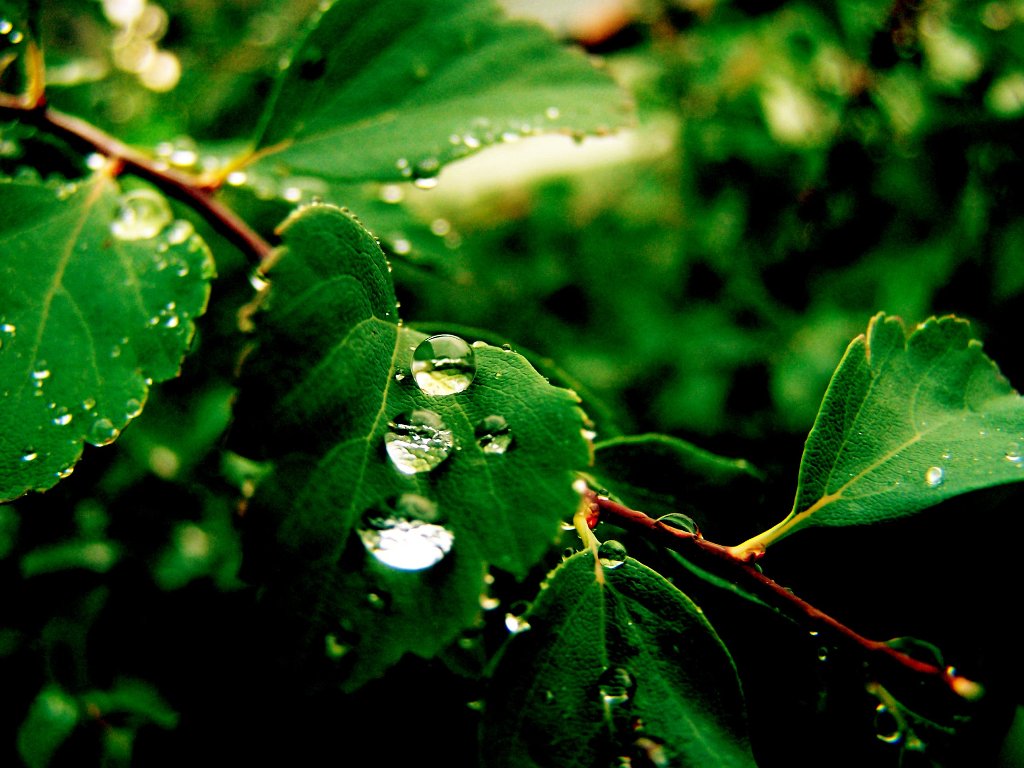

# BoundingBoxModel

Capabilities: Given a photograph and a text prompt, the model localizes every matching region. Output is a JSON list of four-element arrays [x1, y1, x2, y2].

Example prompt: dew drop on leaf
[[598, 667, 635, 707], [1005, 442, 1023, 464], [357, 494, 454, 571], [873, 704, 902, 744], [384, 410, 454, 474], [598, 540, 627, 569], [475, 415, 513, 454], [925, 466, 944, 488], [411, 334, 476, 396], [110, 189, 172, 241], [125, 398, 143, 419], [21, 450, 38, 462], [504, 606, 531, 635], [89, 418, 120, 446]]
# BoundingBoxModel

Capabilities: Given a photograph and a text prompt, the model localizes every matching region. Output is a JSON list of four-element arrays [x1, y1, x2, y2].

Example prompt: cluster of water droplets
[[0, 18, 25, 46]]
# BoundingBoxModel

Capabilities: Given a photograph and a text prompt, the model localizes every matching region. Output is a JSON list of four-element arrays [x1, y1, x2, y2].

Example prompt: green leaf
[[248, 0, 631, 182], [590, 433, 764, 539], [17, 686, 79, 768], [0, 175, 215, 501], [232, 203, 591, 683], [734, 313, 1024, 557], [481, 551, 756, 768]]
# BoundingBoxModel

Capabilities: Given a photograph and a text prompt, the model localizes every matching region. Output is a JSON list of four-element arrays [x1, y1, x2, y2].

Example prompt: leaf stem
[[588, 492, 984, 702], [0, 104, 274, 262]]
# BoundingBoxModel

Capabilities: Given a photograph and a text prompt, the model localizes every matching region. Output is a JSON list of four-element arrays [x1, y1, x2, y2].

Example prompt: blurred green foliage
[[3, 0, 1024, 765]]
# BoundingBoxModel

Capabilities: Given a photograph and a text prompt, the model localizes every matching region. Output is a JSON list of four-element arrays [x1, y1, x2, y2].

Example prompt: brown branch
[[588, 492, 984, 702], [0, 104, 274, 263]]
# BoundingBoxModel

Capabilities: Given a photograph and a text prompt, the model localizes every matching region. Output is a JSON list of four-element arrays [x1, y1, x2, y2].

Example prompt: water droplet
[[82, 398, 96, 411], [0, 322, 15, 337], [598, 667, 635, 707], [89, 418, 120, 446], [598, 540, 627, 569], [816, 646, 829, 662], [165, 219, 194, 246], [925, 466, 944, 487], [385, 410, 454, 474], [656, 513, 699, 535], [504, 607, 531, 634], [391, 237, 412, 255], [365, 592, 390, 611], [545, 106, 561, 120], [52, 412, 73, 427], [125, 398, 143, 419], [31, 362, 50, 382], [358, 494, 453, 571], [411, 334, 476, 396], [475, 415, 513, 454], [430, 218, 451, 236], [874, 703, 902, 744], [111, 189, 172, 241], [0, 19, 12, 35], [324, 632, 351, 659], [480, 595, 500, 611], [56, 465, 74, 479], [21, 450, 38, 462], [1005, 442, 1023, 464]]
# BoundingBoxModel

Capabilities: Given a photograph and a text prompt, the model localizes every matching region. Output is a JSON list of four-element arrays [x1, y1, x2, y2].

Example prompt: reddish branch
[[587, 492, 983, 702], [0, 103, 274, 262]]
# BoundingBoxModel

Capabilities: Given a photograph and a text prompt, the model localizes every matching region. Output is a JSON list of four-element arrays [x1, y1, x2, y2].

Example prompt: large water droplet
[[656, 513, 699, 535], [411, 335, 476, 396], [358, 494, 453, 571], [598, 540, 627, 570], [874, 703, 902, 744], [412, 157, 440, 189], [475, 415, 513, 454], [111, 189, 172, 241], [384, 410, 454, 474], [925, 466, 944, 488], [598, 667, 635, 707]]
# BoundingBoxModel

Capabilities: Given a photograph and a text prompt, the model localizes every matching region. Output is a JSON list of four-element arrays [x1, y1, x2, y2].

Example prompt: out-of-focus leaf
[[735, 313, 1024, 557], [247, 0, 631, 182], [0, 174, 214, 501], [17, 686, 79, 768], [481, 551, 755, 768]]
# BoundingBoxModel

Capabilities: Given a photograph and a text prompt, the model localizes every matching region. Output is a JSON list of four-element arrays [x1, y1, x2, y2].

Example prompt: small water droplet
[[430, 218, 451, 237], [598, 667, 635, 707], [411, 334, 476, 396], [365, 592, 390, 611], [480, 595, 500, 611], [545, 106, 561, 120], [379, 184, 404, 204], [52, 412, 73, 427], [1005, 442, 1023, 464], [358, 494, 453, 571], [21, 450, 38, 462], [0, 19, 12, 35], [56, 465, 74, 479], [0, 322, 15, 337], [504, 607, 531, 634], [475, 415, 513, 454], [125, 398, 143, 419], [165, 219, 194, 246], [31, 362, 50, 382], [598, 540, 627, 569], [925, 466, 944, 487], [816, 646, 829, 662], [111, 189, 172, 241], [391, 237, 412, 255], [656, 513, 699, 535], [324, 632, 351, 660], [82, 398, 96, 411], [874, 703, 902, 744], [89, 418, 120, 446]]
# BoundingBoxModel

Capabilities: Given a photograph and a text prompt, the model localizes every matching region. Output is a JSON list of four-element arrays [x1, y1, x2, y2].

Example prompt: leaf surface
[[481, 551, 755, 768], [0, 175, 214, 501], [248, 0, 631, 182], [735, 313, 1024, 556], [232, 203, 591, 684]]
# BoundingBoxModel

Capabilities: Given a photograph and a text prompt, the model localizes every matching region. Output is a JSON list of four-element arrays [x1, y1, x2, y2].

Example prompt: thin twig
[[0, 104, 274, 262], [588, 492, 984, 702]]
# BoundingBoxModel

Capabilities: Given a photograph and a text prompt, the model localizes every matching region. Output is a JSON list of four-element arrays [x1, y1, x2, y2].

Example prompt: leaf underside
[[0, 174, 214, 501], [249, 0, 632, 182], [481, 552, 756, 768]]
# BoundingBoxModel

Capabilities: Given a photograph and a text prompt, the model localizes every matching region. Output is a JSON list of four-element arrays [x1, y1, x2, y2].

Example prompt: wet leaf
[[735, 313, 1024, 556], [0, 175, 214, 501], [248, 0, 631, 182], [232, 203, 591, 684], [481, 552, 756, 768]]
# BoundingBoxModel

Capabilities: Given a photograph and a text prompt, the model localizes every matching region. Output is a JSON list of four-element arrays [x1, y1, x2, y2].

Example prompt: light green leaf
[[481, 551, 756, 768], [232, 203, 591, 684], [734, 313, 1024, 557], [0, 175, 214, 501], [17, 685, 79, 768], [247, 0, 631, 183]]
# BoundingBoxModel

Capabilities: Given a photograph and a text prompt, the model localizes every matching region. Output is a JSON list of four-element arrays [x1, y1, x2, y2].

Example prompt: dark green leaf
[[17, 686, 79, 768], [248, 0, 631, 182], [232, 203, 591, 683], [0, 175, 214, 501], [735, 313, 1024, 556], [482, 551, 756, 768]]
